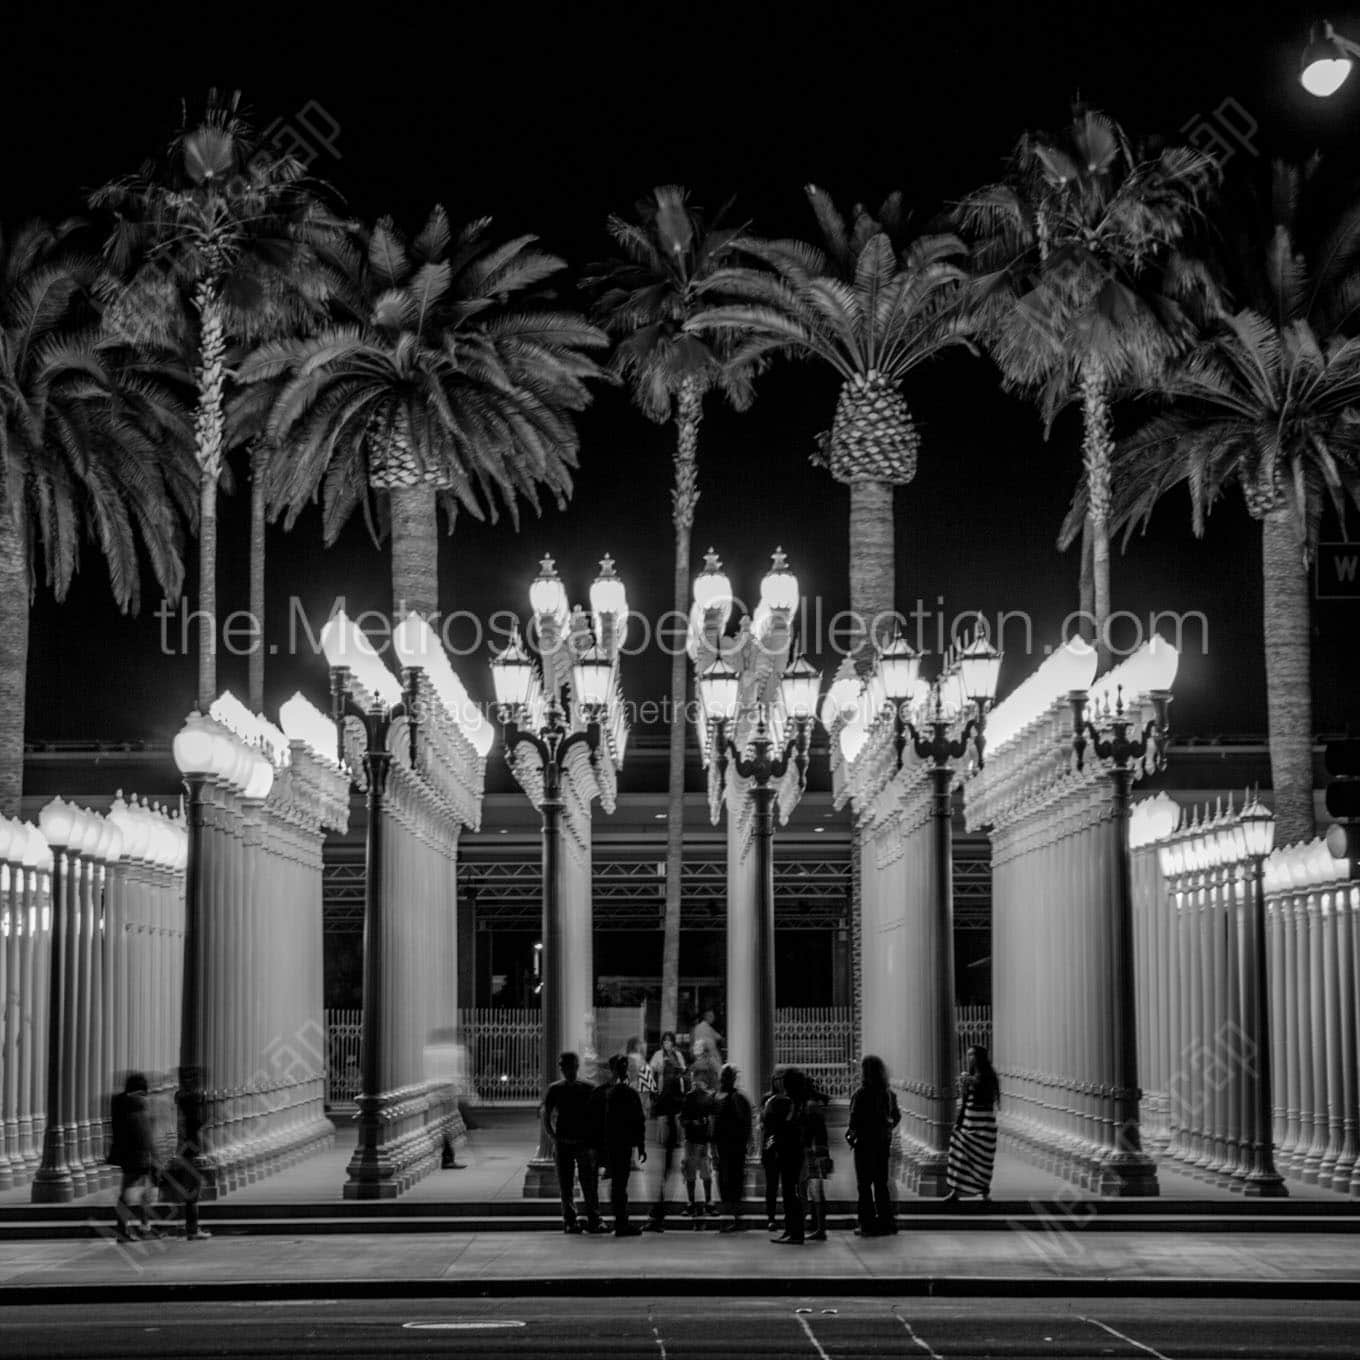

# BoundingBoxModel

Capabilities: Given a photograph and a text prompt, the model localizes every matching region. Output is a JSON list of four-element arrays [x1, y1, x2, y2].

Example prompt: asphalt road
[[1, 1297, 1357, 1358]]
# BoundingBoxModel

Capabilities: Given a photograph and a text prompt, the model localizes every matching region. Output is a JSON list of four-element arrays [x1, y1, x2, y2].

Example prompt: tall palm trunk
[[248, 445, 267, 714], [1080, 366, 1113, 667], [1261, 509, 1316, 846], [1078, 515, 1095, 642], [194, 284, 227, 712], [390, 485, 439, 619], [848, 480, 894, 673], [0, 509, 30, 817], [661, 376, 701, 1037]]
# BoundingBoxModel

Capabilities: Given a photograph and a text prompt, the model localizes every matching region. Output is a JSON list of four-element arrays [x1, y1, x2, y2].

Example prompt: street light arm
[[899, 714, 981, 771], [1069, 689, 1171, 773]]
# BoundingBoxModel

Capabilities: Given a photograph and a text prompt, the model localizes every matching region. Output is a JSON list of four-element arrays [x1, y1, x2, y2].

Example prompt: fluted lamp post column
[[491, 625, 610, 1193], [697, 654, 820, 1102], [1069, 662, 1173, 1196], [880, 631, 1001, 1193]]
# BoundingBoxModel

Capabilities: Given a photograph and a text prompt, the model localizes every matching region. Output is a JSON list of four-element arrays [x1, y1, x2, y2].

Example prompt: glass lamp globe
[[839, 710, 869, 764], [571, 643, 614, 711], [102, 819, 125, 864], [1240, 802, 1276, 859], [779, 653, 821, 722], [827, 657, 861, 717], [876, 630, 920, 704], [590, 554, 628, 619], [759, 547, 799, 614], [38, 797, 76, 850], [697, 658, 740, 724], [21, 824, 47, 870], [0, 817, 14, 864], [1302, 23, 1354, 95], [490, 627, 536, 710], [173, 716, 217, 776], [1049, 636, 1099, 704], [959, 633, 1003, 705], [244, 749, 275, 801], [529, 556, 570, 628], [280, 693, 339, 765]]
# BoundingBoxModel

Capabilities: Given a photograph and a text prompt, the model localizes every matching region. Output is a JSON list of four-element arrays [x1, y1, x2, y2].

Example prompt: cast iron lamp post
[[1300, 20, 1360, 96], [696, 651, 821, 1105], [322, 612, 420, 1198]]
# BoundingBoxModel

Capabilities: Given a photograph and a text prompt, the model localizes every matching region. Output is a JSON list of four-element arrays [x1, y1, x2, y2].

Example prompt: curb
[[1, 1276, 1359, 1305]]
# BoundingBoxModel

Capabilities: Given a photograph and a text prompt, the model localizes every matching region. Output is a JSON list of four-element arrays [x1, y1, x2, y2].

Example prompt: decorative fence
[[460, 1008, 544, 1102], [775, 1006, 856, 1097], [325, 1009, 363, 1106], [955, 1004, 993, 1076]]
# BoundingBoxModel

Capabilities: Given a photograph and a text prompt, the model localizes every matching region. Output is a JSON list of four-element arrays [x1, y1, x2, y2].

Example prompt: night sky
[[10, 0, 1358, 747]]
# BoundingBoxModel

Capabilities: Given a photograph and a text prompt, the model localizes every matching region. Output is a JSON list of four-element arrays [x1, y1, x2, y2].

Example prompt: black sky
[[11, 0, 1359, 746]]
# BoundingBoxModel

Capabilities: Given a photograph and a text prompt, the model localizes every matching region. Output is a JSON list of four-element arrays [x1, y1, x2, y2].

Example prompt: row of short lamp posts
[[490, 556, 627, 1167]]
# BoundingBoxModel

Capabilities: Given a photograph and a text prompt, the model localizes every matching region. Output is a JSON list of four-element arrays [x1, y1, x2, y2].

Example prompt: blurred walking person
[[771, 1067, 809, 1245], [601, 1054, 646, 1236], [108, 1072, 160, 1242], [847, 1054, 900, 1236], [759, 1070, 785, 1231], [945, 1046, 1000, 1203], [713, 1063, 753, 1232], [543, 1051, 603, 1234], [680, 1067, 718, 1221], [644, 1061, 686, 1231]]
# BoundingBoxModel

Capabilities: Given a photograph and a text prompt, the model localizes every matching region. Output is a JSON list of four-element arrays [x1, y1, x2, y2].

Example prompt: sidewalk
[[1, 1223, 1358, 1303]]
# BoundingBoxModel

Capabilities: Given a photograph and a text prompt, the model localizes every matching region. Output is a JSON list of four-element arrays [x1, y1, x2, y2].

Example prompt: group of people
[[541, 1030, 1002, 1241]]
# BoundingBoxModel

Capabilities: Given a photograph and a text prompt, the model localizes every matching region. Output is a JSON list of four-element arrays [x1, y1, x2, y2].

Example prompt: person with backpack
[[846, 1053, 900, 1236], [600, 1054, 646, 1236], [713, 1063, 753, 1232], [680, 1066, 718, 1222]]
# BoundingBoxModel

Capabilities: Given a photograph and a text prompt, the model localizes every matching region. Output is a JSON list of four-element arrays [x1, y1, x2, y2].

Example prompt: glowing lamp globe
[[1050, 636, 1099, 701], [590, 555, 628, 620], [38, 797, 76, 850], [697, 658, 740, 724], [759, 548, 799, 614], [244, 749, 275, 802], [839, 710, 869, 764], [876, 630, 920, 704], [279, 693, 339, 765], [529, 556, 570, 628], [463, 713, 495, 758], [172, 716, 217, 777], [77, 808, 102, 856], [0, 818, 13, 863], [1302, 23, 1354, 95], [21, 824, 46, 870], [1240, 801, 1276, 859], [102, 819, 125, 864], [490, 628, 536, 710], [779, 653, 821, 722], [572, 643, 613, 711], [826, 658, 861, 718], [959, 634, 1003, 705]]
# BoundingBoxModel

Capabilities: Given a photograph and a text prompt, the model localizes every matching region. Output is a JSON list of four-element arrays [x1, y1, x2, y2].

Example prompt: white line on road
[[1080, 1315, 1175, 1359], [402, 1321, 527, 1330], [895, 1313, 944, 1360], [651, 1323, 667, 1359], [795, 1313, 830, 1360]]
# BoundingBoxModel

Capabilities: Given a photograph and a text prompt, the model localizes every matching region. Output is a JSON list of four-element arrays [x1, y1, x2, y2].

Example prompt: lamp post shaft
[[1245, 855, 1287, 1195], [928, 765, 957, 1194], [359, 746, 391, 1120], [32, 852, 72, 1202], [535, 779, 563, 1166], [751, 782, 777, 1104]]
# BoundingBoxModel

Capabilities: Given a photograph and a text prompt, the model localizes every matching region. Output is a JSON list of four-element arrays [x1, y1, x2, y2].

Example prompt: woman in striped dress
[[945, 1046, 1000, 1202]]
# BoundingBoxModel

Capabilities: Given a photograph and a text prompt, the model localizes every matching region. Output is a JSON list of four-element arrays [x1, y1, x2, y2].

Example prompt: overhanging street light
[[1301, 20, 1360, 96]]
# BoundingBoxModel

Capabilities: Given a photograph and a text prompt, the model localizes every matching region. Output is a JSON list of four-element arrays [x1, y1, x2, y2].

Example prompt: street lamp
[[323, 611, 420, 1197], [491, 558, 625, 1186], [1238, 796, 1287, 1196], [1301, 20, 1360, 96]]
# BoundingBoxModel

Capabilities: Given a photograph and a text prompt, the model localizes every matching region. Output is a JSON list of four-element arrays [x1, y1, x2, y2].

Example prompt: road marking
[[896, 1313, 944, 1360], [402, 1321, 526, 1330], [795, 1313, 830, 1360], [651, 1323, 667, 1358], [1080, 1315, 1174, 1359]]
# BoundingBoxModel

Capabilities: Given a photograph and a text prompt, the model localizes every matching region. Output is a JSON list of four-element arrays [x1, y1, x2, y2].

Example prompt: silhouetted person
[[644, 1062, 686, 1230], [847, 1054, 900, 1235], [601, 1054, 646, 1236], [680, 1067, 717, 1219], [168, 1067, 212, 1240], [713, 1063, 753, 1232], [543, 1051, 603, 1233], [109, 1072, 159, 1242], [771, 1067, 809, 1245], [760, 1070, 785, 1231], [802, 1085, 831, 1241]]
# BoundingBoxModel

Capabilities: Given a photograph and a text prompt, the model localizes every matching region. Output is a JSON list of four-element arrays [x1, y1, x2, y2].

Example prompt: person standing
[[109, 1073, 160, 1242], [543, 1051, 603, 1234], [847, 1054, 900, 1236], [692, 1009, 723, 1060], [167, 1068, 212, 1241], [643, 1062, 686, 1231], [601, 1054, 646, 1236], [772, 1067, 808, 1245], [759, 1070, 786, 1232], [680, 1067, 718, 1221], [802, 1085, 831, 1241], [945, 1046, 1001, 1203], [713, 1063, 753, 1232]]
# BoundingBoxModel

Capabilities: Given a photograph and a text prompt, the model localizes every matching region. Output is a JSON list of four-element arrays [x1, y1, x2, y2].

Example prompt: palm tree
[[0, 218, 192, 812], [241, 208, 606, 619], [584, 185, 767, 1036], [687, 186, 970, 668], [1079, 161, 1360, 844], [958, 107, 1215, 656], [92, 89, 342, 711]]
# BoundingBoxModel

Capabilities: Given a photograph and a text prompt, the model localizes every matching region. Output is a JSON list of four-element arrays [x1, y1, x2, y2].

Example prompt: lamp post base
[[30, 1169, 75, 1204], [1240, 1170, 1289, 1198], [1094, 1152, 1160, 1198], [522, 1156, 561, 1199]]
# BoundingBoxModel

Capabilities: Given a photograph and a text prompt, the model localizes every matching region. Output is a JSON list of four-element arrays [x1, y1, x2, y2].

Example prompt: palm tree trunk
[[1080, 367, 1113, 668], [661, 377, 701, 1037], [248, 446, 267, 715], [1261, 509, 1316, 846], [194, 283, 227, 713], [0, 508, 30, 817], [848, 480, 895, 672], [1079, 514, 1095, 642], [389, 485, 439, 619]]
